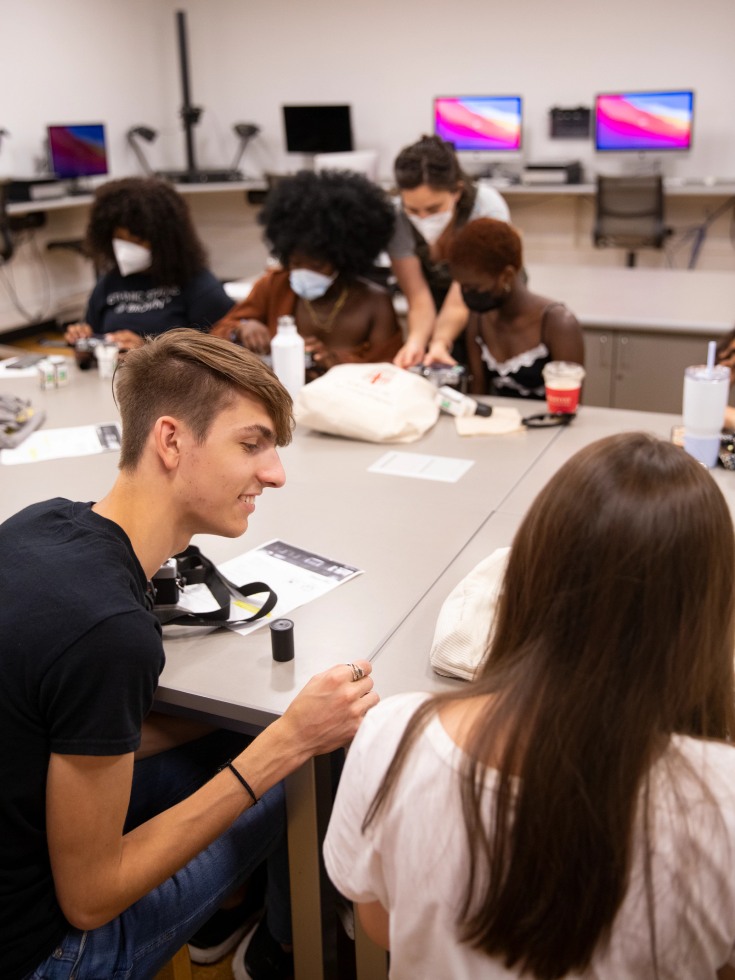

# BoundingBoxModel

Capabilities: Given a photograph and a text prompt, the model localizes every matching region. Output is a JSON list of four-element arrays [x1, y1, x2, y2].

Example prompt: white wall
[[190, 0, 735, 182], [2, 0, 735, 181]]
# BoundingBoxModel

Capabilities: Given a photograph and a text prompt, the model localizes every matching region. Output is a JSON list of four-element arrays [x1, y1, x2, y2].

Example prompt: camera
[[73, 336, 125, 370], [73, 336, 102, 370], [151, 558, 182, 606], [408, 363, 467, 392]]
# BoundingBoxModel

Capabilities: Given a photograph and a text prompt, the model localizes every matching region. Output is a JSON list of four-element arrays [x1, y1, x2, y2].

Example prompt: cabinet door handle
[[619, 336, 629, 372], [598, 334, 610, 369]]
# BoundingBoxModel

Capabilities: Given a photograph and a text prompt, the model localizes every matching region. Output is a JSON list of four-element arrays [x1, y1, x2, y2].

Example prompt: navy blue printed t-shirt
[[0, 499, 165, 980], [85, 267, 234, 337]]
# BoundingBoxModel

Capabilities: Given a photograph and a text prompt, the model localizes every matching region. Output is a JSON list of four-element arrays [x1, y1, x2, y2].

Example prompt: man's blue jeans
[[25, 730, 291, 980]]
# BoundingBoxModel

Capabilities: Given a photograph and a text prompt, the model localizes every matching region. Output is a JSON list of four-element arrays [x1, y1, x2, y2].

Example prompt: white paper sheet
[[0, 422, 121, 464], [165, 539, 363, 636], [367, 450, 474, 483]]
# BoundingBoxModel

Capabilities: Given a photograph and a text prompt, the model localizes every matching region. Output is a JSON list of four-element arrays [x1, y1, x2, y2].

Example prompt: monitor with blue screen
[[47, 123, 109, 179], [433, 97, 523, 152], [594, 91, 694, 152]]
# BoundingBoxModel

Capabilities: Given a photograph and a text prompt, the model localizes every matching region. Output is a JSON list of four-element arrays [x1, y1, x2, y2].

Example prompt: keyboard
[[156, 169, 244, 184]]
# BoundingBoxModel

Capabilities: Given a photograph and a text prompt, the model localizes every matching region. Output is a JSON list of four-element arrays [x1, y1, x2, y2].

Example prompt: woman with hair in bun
[[389, 135, 510, 369]]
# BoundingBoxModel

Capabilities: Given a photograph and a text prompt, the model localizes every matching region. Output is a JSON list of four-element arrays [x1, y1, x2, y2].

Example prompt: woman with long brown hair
[[325, 433, 735, 979]]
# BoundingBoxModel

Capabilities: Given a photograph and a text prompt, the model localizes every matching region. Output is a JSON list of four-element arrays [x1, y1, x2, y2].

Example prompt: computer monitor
[[282, 105, 353, 154], [594, 90, 694, 152], [433, 96, 523, 152], [47, 123, 109, 179]]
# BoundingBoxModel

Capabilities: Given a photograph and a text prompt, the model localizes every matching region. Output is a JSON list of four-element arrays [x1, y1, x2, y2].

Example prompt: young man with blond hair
[[0, 328, 378, 980]]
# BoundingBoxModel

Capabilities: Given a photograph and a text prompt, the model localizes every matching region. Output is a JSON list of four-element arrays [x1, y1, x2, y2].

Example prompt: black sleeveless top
[[474, 303, 565, 399]]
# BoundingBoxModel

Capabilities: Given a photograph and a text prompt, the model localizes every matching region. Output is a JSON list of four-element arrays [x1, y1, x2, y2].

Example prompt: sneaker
[[188, 866, 266, 965], [232, 917, 294, 980]]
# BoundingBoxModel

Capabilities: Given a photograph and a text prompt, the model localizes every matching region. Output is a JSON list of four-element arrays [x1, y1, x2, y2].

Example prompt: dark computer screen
[[594, 90, 694, 152], [47, 123, 109, 179], [282, 105, 353, 154], [434, 96, 523, 152]]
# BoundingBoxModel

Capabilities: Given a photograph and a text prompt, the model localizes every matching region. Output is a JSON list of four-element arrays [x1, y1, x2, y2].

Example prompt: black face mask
[[461, 286, 505, 314]]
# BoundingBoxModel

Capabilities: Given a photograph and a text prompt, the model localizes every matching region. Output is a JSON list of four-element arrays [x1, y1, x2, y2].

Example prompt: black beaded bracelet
[[224, 760, 259, 806]]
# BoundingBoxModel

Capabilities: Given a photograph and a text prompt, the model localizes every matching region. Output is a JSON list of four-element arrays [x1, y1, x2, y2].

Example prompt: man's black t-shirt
[[85, 267, 234, 337], [0, 499, 165, 980]]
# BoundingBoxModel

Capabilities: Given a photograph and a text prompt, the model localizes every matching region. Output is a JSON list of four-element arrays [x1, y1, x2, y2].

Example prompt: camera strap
[[152, 544, 278, 627]]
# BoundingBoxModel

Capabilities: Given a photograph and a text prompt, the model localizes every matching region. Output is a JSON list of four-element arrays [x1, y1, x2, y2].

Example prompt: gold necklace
[[302, 287, 349, 334]]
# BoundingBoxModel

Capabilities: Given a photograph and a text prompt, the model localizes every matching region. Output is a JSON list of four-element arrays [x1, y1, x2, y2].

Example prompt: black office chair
[[593, 175, 669, 267], [0, 180, 13, 263]]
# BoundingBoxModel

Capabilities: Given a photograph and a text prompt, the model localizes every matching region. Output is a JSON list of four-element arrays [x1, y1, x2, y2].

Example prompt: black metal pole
[[176, 10, 199, 174]]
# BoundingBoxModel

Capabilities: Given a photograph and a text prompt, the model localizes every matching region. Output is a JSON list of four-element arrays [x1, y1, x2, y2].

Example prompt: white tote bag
[[430, 548, 510, 681], [293, 363, 439, 443]]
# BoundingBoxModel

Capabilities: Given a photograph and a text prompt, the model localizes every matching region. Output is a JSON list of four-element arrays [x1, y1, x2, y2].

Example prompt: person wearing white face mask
[[64, 178, 233, 352], [211, 170, 402, 375], [388, 135, 510, 369]]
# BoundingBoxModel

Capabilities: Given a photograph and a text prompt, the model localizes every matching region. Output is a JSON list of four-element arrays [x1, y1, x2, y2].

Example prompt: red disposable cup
[[542, 361, 586, 414], [545, 382, 581, 414]]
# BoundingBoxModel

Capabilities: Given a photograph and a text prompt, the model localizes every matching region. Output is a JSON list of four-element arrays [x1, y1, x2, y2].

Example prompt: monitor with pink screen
[[595, 90, 694, 152], [433, 96, 522, 152]]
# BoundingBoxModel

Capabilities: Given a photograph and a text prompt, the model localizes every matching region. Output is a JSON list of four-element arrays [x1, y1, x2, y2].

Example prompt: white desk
[[371, 402, 735, 703], [7, 370, 734, 978], [483, 180, 735, 199], [5, 180, 267, 216], [370, 406, 678, 701], [528, 264, 735, 335], [523, 265, 735, 413]]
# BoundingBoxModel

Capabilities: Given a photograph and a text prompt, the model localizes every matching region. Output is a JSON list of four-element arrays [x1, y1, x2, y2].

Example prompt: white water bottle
[[271, 315, 305, 400]]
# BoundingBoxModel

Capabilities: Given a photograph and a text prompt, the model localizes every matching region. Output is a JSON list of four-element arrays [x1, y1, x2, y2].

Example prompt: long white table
[[371, 404, 731, 702], [7, 366, 733, 978]]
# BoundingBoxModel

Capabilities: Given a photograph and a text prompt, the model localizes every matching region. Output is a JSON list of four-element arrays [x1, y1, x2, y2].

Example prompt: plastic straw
[[707, 340, 717, 375]]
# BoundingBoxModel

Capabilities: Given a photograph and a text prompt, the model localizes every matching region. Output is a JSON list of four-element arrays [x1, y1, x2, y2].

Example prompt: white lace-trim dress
[[475, 339, 551, 398]]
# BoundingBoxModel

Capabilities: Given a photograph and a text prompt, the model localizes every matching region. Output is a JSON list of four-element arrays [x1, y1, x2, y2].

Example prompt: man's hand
[[47, 662, 378, 930], [277, 661, 378, 760]]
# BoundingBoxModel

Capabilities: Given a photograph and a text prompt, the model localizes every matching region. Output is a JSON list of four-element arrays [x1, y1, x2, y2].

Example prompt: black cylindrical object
[[270, 618, 295, 662], [176, 10, 198, 174]]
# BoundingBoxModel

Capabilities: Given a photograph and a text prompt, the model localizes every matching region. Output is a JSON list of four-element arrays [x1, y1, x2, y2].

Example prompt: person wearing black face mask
[[428, 218, 584, 399], [460, 284, 507, 315]]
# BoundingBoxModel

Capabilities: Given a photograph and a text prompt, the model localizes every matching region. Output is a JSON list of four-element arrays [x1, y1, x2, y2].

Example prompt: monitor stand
[[156, 168, 244, 184], [65, 178, 95, 196]]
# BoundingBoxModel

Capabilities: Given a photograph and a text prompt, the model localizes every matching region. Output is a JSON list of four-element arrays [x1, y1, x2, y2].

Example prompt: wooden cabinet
[[583, 327, 711, 413]]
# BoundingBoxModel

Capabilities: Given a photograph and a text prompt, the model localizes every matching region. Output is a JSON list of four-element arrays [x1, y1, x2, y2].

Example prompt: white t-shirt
[[324, 692, 735, 979], [387, 182, 511, 260]]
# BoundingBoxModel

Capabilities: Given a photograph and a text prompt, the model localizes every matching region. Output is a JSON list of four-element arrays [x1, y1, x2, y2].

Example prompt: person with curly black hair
[[64, 178, 233, 350], [211, 169, 401, 373]]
